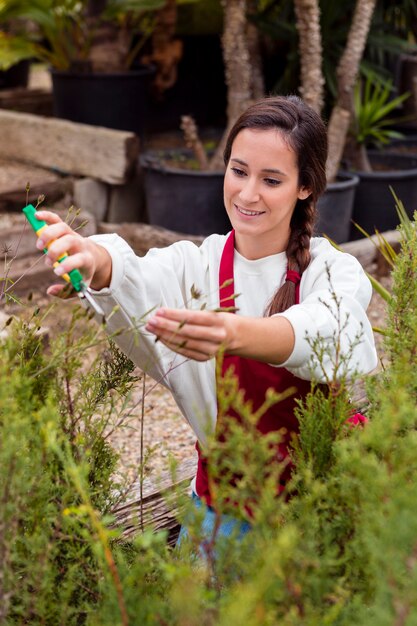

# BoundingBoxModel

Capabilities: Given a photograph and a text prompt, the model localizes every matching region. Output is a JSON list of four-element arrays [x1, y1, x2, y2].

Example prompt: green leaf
[[0, 33, 37, 69], [366, 272, 392, 304], [353, 74, 411, 147]]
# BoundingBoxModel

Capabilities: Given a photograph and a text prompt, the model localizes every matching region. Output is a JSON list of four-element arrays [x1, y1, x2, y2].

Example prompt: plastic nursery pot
[[384, 134, 417, 156], [0, 59, 30, 89], [315, 173, 360, 244], [140, 149, 230, 236], [51, 65, 155, 139], [347, 151, 417, 240]]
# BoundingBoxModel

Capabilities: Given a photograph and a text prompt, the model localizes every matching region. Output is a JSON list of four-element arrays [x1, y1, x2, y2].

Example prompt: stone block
[[107, 170, 147, 223], [73, 178, 109, 222]]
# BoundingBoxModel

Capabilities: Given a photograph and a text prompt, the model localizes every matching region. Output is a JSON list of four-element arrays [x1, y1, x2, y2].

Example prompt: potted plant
[[0, 20, 31, 89], [339, 75, 417, 240], [0, 0, 187, 138], [140, 0, 265, 236], [373, 0, 417, 126], [308, 0, 416, 243]]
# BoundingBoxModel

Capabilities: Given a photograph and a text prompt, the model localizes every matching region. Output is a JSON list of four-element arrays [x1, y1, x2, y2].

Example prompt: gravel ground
[[110, 374, 198, 488]]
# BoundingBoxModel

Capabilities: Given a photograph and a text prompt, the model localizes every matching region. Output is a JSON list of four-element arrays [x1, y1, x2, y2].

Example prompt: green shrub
[[0, 304, 137, 624], [2, 215, 417, 624]]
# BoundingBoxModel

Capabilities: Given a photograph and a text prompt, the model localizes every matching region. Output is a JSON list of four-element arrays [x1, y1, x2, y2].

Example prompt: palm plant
[[0, 0, 166, 72], [349, 75, 410, 171]]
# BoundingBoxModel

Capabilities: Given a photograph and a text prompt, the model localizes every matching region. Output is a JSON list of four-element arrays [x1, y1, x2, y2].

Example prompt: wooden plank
[[0, 110, 140, 185]]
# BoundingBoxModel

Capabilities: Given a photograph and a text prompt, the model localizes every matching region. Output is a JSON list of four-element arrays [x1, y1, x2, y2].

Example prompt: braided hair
[[223, 95, 328, 315]]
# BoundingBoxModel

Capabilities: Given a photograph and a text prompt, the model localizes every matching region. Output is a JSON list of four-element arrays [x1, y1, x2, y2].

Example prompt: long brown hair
[[223, 95, 328, 315]]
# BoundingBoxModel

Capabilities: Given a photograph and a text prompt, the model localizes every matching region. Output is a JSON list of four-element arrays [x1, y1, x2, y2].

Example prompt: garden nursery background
[[2, 0, 417, 624]]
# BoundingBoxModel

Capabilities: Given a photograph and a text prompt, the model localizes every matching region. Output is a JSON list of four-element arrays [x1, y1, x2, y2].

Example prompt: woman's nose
[[238, 177, 260, 204]]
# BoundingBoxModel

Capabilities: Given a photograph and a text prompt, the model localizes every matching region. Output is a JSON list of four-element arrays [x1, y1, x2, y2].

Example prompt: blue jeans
[[176, 492, 252, 550]]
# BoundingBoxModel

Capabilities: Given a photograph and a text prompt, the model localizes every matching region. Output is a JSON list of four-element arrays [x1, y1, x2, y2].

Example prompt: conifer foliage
[[2, 216, 417, 624]]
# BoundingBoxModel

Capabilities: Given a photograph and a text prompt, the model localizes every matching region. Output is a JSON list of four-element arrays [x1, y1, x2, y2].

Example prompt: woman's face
[[223, 128, 310, 259]]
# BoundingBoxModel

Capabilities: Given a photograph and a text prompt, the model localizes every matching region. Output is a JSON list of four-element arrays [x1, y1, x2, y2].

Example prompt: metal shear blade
[[79, 288, 105, 318]]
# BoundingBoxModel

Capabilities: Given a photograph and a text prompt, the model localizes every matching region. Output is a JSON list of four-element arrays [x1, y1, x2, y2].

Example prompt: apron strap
[[219, 231, 302, 307], [285, 269, 301, 305], [219, 230, 236, 310]]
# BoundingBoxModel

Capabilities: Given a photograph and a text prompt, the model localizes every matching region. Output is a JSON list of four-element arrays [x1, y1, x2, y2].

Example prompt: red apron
[[195, 231, 313, 507]]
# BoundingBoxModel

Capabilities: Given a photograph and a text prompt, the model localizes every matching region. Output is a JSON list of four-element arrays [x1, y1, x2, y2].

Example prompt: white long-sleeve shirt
[[89, 233, 378, 446]]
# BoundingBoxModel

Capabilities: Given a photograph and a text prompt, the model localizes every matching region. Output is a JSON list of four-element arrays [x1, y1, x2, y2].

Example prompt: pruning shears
[[22, 204, 104, 317]]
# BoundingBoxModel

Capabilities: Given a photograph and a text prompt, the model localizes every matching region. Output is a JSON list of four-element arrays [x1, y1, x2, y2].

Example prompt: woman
[[35, 95, 378, 541]]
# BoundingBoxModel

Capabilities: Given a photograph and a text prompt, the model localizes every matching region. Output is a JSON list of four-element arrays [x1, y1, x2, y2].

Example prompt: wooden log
[[0, 158, 71, 211], [98, 221, 204, 256], [341, 230, 401, 274], [0, 87, 53, 116], [111, 457, 196, 547], [0, 110, 140, 185]]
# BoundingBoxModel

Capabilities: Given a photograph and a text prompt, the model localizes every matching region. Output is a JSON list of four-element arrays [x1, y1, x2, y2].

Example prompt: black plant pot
[[0, 59, 30, 89], [51, 66, 155, 139], [140, 149, 230, 236], [145, 35, 227, 134], [347, 151, 417, 240], [315, 173, 359, 243], [385, 134, 417, 156]]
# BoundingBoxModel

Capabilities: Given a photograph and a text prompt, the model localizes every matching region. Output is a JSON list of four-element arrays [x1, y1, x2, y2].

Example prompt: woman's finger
[[35, 210, 64, 225], [52, 251, 93, 278], [35, 221, 75, 249], [155, 335, 215, 362], [146, 314, 226, 344], [154, 307, 221, 326], [46, 283, 76, 299], [45, 233, 85, 263]]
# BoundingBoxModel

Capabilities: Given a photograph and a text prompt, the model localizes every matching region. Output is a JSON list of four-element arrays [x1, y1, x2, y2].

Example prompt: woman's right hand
[[34, 210, 112, 297]]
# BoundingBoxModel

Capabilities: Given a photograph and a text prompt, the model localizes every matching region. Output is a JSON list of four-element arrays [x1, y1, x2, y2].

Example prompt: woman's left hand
[[145, 308, 239, 361]]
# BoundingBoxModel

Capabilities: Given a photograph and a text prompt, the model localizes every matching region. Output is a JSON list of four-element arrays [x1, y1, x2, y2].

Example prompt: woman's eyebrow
[[230, 158, 286, 176]]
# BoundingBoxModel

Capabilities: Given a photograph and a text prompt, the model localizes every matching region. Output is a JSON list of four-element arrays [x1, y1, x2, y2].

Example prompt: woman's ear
[[298, 186, 311, 200]]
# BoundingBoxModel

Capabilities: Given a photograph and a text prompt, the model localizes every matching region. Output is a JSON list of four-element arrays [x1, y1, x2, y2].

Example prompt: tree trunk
[[350, 140, 373, 172], [208, 0, 253, 171], [180, 115, 209, 170], [293, 0, 324, 115], [326, 0, 377, 182], [325, 105, 351, 181], [246, 0, 265, 101]]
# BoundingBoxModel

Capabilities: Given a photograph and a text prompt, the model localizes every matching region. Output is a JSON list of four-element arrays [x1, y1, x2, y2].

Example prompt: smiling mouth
[[235, 204, 265, 217]]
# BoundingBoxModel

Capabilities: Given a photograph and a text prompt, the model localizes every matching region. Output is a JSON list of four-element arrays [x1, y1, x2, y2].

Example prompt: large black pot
[[385, 134, 417, 155], [315, 173, 359, 243], [0, 59, 30, 89], [347, 151, 417, 240], [145, 35, 227, 133], [140, 149, 230, 236], [51, 66, 155, 139]]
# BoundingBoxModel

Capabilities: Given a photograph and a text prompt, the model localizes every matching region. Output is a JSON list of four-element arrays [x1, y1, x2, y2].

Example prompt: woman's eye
[[231, 167, 246, 177], [264, 177, 280, 186]]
